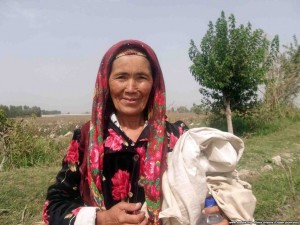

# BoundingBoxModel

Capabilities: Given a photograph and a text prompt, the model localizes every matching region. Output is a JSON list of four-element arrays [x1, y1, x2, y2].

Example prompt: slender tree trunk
[[0, 156, 5, 172], [0, 134, 8, 172], [0, 139, 6, 172], [224, 98, 234, 134]]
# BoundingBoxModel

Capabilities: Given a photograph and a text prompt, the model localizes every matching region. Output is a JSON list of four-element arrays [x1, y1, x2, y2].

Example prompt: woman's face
[[109, 54, 153, 118]]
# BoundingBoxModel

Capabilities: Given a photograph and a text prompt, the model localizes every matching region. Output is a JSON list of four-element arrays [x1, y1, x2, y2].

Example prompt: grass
[[238, 119, 300, 170], [0, 113, 299, 224], [237, 118, 300, 222], [248, 161, 300, 221], [0, 166, 59, 225]]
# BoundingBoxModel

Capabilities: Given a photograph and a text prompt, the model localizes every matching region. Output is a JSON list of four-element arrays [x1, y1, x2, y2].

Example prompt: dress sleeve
[[43, 127, 86, 225], [165, 120, 189, 152]]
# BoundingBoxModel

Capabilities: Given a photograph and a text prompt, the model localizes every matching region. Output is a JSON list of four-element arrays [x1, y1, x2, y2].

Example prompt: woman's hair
[[108, 47, 153, 75]]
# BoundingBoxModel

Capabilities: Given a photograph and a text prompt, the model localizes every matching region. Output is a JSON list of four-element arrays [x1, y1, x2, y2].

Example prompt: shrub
[[0, 115, 68, 170], [207, 104, 300, 136]]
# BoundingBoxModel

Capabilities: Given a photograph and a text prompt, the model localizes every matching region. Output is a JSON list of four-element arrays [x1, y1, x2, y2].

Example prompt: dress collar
[[110, 113, 148, 131]]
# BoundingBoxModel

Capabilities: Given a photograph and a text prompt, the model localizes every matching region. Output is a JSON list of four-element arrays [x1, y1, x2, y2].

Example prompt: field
[[33, 112, 206, 135], [0, 113, 299, 225]]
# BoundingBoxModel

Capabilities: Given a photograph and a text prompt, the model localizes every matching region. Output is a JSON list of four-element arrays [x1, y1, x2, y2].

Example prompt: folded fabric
[[74, 207, 98, 225], [207, 175, 256, 222], [159, 127, 256, 225]]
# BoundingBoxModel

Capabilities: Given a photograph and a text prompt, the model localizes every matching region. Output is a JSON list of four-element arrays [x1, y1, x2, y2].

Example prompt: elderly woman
[[43, 40, 229, 225]]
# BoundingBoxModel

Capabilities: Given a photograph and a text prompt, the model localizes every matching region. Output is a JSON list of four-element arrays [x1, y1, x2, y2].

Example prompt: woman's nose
[[125, 79, 137, 92]]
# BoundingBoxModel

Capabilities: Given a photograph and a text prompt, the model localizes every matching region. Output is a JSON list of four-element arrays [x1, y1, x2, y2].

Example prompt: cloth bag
[[158, 127, 256, 225]]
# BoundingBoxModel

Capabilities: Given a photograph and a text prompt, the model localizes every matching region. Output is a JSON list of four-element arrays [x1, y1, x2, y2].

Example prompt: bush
[[0, 116, 68, 170], [190, 103, 210, 115], [207, 105, 300, 136], [207, 113, 256, 136]]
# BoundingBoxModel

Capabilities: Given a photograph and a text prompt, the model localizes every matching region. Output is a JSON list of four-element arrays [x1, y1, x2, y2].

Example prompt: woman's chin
[[116, 108, 145, 118]]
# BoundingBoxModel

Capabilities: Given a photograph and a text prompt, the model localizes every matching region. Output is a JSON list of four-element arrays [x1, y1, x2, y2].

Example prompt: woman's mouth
[[123, 98, 139, 103]]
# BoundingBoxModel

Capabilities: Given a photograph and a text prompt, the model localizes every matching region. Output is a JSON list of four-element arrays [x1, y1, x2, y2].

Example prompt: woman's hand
[[96, 202, 147, 225], [202, 205, 230, 225]]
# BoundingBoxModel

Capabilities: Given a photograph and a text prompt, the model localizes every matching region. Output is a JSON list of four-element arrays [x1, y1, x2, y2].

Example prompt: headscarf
[[87, 40, 166, 224]]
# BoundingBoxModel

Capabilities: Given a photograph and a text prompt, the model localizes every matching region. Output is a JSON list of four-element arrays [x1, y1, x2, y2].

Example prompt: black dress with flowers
[[43, 119, 188, 225]]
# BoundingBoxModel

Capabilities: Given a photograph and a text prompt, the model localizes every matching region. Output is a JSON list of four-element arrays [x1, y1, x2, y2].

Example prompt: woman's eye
[[115, 74, 126, 80], [138, 75, 149, 80]]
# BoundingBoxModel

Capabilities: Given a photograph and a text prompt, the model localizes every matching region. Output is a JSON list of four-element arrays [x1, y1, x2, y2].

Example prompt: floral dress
[[43, 118, 188, 225]]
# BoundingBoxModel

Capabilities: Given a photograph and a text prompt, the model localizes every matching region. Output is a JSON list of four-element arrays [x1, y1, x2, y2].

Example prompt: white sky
[[0, 0, 299, 113]]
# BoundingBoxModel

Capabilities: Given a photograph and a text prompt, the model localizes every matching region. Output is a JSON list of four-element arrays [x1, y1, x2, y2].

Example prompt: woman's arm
[[43, 126, 87, 225], [44, 158, 84, 225]]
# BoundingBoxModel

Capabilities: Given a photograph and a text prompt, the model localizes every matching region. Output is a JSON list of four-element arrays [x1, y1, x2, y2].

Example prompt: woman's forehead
[[115, 49, 147, 59], [111, 54, 152, 72]]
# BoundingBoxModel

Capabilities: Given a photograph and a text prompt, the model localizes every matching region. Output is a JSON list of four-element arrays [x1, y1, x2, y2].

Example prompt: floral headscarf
[[87, 40, 166, 224]]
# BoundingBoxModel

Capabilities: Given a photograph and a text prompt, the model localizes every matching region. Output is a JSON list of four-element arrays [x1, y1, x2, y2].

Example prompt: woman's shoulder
[[166, 120, 189, 137], [70, 121, 90, 154], [80, 121, 90, 134]]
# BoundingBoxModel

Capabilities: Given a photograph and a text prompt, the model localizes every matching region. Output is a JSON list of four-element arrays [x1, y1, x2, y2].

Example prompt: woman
[[43, 40, 228, 225]]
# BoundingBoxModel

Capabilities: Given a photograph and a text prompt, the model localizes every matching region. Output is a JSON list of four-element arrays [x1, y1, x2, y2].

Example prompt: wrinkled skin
[[96, 202, 147, 225]]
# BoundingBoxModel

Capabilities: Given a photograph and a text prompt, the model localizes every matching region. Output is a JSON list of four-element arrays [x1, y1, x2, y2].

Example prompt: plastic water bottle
[[205, 196, 223, 224]]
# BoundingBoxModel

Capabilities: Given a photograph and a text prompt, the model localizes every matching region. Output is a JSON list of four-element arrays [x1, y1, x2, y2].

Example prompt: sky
[[0, 0, 299, 113]]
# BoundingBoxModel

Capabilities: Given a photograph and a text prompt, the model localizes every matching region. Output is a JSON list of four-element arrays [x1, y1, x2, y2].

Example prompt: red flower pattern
[[64, 140, 79, 164], [42, 200, 49, 225], [90, 146, 100, 170], [156, 124, 164, 135], [150, 184, 160, 200], [154, 92, 165, 107], [105, 129, 124, 151], [147, 139, 158, 157], [179, 125, 184, 135], [136, 146, 146, 176], [144, 160, 155, 180], [111, 169, 131, 201], [71, 207, 82, 216], [169, 133, 178, 149], [144, 184, 160, 202], [97, 104, 103, 121]]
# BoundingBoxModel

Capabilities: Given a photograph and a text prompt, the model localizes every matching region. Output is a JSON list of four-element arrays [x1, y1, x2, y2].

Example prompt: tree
[[190, 103, 210, 115], [189, 11, 270, 133], [264, 35, 300, 109], [31, 106, 42, 117], [176, 106, 189, 113], [0, 105, 43, 117], [0, 105, 9, 116]]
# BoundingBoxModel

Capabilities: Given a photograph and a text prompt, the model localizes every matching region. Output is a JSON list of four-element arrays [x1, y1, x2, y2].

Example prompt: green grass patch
[[238, 120, 300, 170], [248, 161, 300, 221], [0, 166, 59, 225], [237, 117, 300, 222]]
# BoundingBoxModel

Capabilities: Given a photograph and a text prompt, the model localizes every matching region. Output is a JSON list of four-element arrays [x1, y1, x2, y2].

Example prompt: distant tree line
[[167, 104, 209, 114], [41, 109, 61, 115], [0, 105, 61, 118]]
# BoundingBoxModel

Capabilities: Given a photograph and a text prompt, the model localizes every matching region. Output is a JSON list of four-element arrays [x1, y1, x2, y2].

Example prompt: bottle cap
[[205, 196, 217, 208]]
